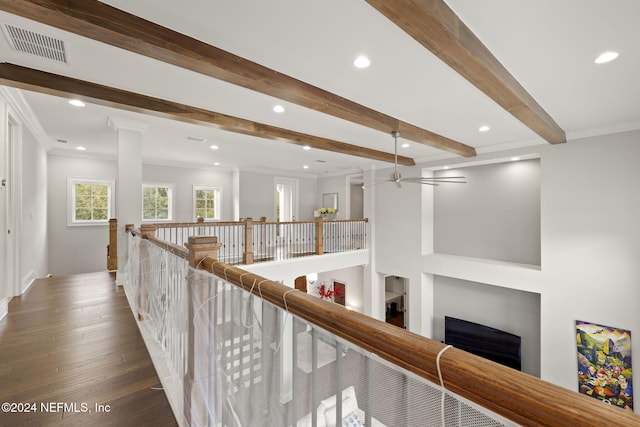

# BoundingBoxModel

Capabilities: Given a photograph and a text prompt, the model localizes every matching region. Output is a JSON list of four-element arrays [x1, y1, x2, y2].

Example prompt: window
[[143, 184, 173, 221], [68, 178, 114, 225], [194, 186, 221, 220]]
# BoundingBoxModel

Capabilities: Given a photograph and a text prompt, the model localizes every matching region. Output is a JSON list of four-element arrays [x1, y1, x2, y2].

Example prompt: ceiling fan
[[384, 131, 467, 187]]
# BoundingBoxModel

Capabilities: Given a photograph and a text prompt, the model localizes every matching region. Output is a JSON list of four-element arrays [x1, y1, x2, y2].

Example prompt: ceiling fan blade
[[363, 179, 393, 188], [412, 180, 439, 186], [402, 177, 467, 184], [422, 176, 466, 181]]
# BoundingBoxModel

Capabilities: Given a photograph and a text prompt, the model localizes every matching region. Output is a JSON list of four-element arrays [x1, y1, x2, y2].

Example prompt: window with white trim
[[68, 178, 114, 225], [142, 183, 173, 221], [193, 186, 221, 220]]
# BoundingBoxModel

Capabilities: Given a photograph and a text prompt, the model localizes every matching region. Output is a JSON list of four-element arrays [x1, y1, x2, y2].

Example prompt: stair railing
[[124, 227, 639, 427]]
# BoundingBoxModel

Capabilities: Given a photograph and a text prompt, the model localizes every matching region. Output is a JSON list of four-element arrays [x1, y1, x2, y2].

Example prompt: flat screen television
[[444, 316, 522, 371]]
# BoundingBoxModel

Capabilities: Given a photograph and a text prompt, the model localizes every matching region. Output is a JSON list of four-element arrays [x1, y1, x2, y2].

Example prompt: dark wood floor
[[0, 271, 177, 427]]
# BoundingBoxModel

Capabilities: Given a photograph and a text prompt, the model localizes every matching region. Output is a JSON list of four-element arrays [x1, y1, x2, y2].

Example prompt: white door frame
[[345, 173, 364, 219], [1, 108, 20, 299], [275, 177, 299, 222], [0, 102, 7, 300]]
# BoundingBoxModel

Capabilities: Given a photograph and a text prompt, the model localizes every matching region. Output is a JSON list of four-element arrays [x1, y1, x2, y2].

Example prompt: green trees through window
[[194, 187, 219, 220], [70, 179, 113, 223], [143, 185, 171, 220]]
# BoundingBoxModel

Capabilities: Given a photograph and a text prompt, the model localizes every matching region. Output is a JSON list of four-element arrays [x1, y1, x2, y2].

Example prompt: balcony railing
[[141, 218, 367, 265], [122, 227, 639, 427]]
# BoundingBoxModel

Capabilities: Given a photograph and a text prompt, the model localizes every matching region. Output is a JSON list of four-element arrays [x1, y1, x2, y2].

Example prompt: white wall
[[0, 91, 48, 313], [434, 159, 541, 265], [239, 171, 317, 221], [143, 163, 234, 221], [372, 165, 432, 335], [317, 175, 347, 220], [539, 131, 639, 395], [47, 155, 117, 275], [48, 161, 321, 275], [350, 184, 364, 219], [373, 130, 639, 406], [48, 159, 239, 275]]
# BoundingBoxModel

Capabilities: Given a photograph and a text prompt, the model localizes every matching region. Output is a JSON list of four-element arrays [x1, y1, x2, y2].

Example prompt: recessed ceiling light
[[353, 55, 371, 69], [401, 143, 410, 148], [442, 166, 450, 170], [478, 125, 490, 132], [76, 146, 86, 151], [303, 165, 309, 169], [594, 51, 619, 64], [69, 99, 85, 107], [213, 162, 220, 166], [210, 145, 219, 150], [273, 105, 285, 113], [511, 156, 520, 161], [303, 145, 311, 151]]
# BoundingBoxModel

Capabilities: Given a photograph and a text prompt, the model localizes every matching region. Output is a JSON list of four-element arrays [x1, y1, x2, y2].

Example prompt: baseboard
[[0, 297, 8, 322], [21, 270, 36, 294]]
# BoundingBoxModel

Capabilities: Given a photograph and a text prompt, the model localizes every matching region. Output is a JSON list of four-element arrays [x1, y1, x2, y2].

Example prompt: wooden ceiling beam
[[366, 0, 566, 145], [0, 63, 415, 166], [0, 0, 476, 157]]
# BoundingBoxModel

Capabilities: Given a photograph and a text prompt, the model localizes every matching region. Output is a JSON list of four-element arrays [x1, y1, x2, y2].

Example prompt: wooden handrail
[[152, 220, 246, 228], [147, 235, 189, 259], [196, 257, 638, 427], [127, 225, 188, 259], [143, 218, 368, 228]]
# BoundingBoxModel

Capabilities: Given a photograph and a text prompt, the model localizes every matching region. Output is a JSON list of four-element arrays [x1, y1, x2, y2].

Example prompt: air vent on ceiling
[[2, 23, 68, 64]]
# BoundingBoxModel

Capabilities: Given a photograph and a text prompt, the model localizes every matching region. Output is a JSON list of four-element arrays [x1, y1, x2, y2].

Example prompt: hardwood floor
[[0, 272, 178, 427]]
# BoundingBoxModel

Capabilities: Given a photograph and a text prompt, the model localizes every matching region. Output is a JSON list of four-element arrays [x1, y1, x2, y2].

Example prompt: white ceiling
[[0, 0, 638, 175]]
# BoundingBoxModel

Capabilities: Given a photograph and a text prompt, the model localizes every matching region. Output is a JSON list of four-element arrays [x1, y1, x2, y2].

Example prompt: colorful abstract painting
[[576, 320, 633, 411]]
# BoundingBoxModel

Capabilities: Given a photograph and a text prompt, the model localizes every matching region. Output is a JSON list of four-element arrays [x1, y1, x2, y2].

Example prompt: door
[[294, 275, 307, 293], [275, 178, 298, 246], [385, 276, 407, 329], [275, 178, 297, 222]]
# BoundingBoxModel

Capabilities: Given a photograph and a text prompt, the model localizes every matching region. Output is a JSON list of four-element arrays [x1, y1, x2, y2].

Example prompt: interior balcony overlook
[[1, 225, 637, 426]]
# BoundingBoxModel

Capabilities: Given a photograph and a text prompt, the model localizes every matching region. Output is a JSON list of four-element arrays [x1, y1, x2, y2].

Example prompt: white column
[[108, 116, 148, 285], [362, 167, 379, 318]]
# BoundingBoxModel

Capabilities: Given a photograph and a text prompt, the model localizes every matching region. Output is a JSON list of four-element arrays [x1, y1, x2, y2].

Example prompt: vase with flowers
[[317, 207, 337, 220]]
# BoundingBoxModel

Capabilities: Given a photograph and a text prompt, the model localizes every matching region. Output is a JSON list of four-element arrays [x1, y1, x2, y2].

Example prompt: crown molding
[[0, 86, 52, 150]]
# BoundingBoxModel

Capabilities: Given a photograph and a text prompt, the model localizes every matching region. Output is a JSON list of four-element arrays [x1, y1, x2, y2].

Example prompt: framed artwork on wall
[[576, 320, 633, 411], [322, 193, 338, 211]]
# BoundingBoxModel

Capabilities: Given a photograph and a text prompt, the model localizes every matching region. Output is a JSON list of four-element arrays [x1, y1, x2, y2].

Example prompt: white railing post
[[138, 223, 157, 320]]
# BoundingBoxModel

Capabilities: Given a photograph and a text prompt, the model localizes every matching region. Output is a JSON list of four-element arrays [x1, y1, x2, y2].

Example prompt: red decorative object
[[318, 283, 344, 301]]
